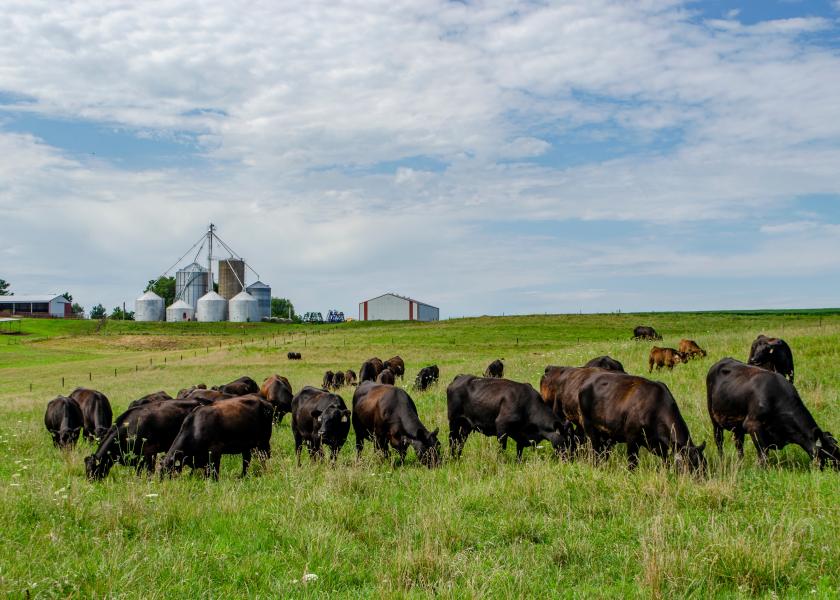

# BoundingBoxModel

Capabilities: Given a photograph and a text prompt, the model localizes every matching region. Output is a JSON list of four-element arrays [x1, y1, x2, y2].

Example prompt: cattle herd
[[43, 327, 839, 482]]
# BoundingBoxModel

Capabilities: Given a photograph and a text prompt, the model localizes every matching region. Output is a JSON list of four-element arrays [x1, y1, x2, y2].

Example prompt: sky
[[1, 0, 840, 319]]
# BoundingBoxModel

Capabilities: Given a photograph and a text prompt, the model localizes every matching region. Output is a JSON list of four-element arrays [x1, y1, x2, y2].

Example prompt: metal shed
[[358, 293, 439, 322]]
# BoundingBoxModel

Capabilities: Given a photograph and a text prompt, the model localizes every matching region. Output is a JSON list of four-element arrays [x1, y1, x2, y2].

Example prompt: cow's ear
[[769, 348, 774, 354], [341, 410, 350, 423]]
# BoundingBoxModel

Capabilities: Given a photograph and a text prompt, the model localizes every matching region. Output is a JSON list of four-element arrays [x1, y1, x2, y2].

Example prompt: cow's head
[[84, 453, 112, 480], [816, 430, 840, 470], [58, 426, 82, 449], [544, 420, 573, 455], [676, 441, 707, 476], [409, 428, 441, 468], [313, 406, 351, 451], [748, 341, 776, 366]]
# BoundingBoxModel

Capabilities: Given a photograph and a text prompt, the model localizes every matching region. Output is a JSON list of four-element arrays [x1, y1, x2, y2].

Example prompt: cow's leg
[[515, 438, 530, 462], [352, 417, 365, 458], [713, 424, 724, 457], [376, 435, 390, 460], [626, 442, 640, 471], [449, 420, 468, 459], [207, 452, 221, 480], [329, 444, 340, 463], [293, 431, 303, 467], [733, 428, 746, 459], [241, 449, 252, 477]]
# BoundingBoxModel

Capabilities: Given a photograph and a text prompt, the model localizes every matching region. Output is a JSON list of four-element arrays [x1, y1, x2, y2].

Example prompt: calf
[[291, 387, 351, 463], [679, 339, 707, 360], [260, 374, 294, 423], [648, 347, 685, 372], [128, 390, 173, 409], [414, 365, 440, 391], [85, 399, 201, 480], [484, 359, 504, 378], [345, 369, 358, 386], [633, 326, 662, 341], [384, 356, 405, 379], [748, 335, 794, 383], [583, 356, 625, 372], [322, 370, 335, 390], [579, 371, 706, 473], [69, 387, 113, 441], [707, 358, 838, 468], [160, 395, 273, 480], [447, 375, 569, 460], [377, 368, 396, 385], [44, 396, 83, 449], [214, 376, 259, 396], [332, 371, 345, 389], [352, 382, 440, 466]]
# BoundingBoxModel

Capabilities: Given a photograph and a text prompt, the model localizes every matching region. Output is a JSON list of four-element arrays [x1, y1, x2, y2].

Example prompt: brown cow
[[69, 387, 113, 441], [540, 366, 605, 452], [648, 347, 685, 373], [376, 368, 396, 385], [383, 356, 405, 379], [345, 369, 358, 386], [260, 374, 294, 423], [679, 339, 707, 360]]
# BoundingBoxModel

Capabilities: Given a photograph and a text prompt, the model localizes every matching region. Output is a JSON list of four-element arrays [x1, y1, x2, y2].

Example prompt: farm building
[[358, 293, 439, 322], [0, 294, 71, 318]]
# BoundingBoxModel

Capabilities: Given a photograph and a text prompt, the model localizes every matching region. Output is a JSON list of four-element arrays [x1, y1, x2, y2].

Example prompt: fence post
[[114, 368, 117, 377], [61, 376, 64, 388], [89, 372, 92, 381]]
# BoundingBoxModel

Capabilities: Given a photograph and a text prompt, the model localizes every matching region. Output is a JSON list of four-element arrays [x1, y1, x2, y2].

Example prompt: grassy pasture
[[1, 312, 839, 598]]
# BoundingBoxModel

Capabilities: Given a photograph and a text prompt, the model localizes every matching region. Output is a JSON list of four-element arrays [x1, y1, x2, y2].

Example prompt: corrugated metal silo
[[218, 259, 245, 300], [246, 281, 271, 321], [166, 299, 195, 322], [176, 262, 209, 309], [135, 291, 164, 322], [229, 291, 258, 322], [196, 291, 228, 322]]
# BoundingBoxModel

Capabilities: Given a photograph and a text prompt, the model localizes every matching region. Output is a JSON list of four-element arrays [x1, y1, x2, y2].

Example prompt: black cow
[[707, 358, 839, 468], [180, 389, 235, 404], [291, 387, 351, 463], [69, 387, 113, 442], [127, 390, 174, 409], [447, 375, 569, 460], [352, 382, 440, 466], [214, 376, 260, 396], [359, 360, 380, 383], [376, 368, 396, 385], [332, 371, 345, 389], [578, 371, 706, 473], [484, 359, 504, 378], [85, 399, 201, 480], [345, 369, 358, 386], [160, 395, 274, 480], [44, 396, 83, 449], [633, 326, 662, 341], [583, 356, 625, 372], [384, 356, 405, 379], [287, 351, 302, 360], [414, 365, 440, 391], [259, 375, 294, 423], [748, 335, 794, 383], [322, 370, 335, 390], [540, 366, 605, 452]]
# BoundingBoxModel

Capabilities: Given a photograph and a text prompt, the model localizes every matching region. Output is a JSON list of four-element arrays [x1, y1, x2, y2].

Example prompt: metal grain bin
[[135, 291, 164, 322], [229, 291, 258, 322], [176, 262, 209, 309], [218, 259, 245, 300], [246, 281, 271, 321], [196, 291, 228, 322], [166, 299, 195, 322]]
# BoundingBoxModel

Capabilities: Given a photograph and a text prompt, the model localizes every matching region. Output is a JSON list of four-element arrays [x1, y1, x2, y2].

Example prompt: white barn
[[0, 294, 71, 318], [358, 293, 439, 322]]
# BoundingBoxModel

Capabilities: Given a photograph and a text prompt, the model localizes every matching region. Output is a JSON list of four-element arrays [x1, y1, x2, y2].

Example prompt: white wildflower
[[302, 573, 318, 583]]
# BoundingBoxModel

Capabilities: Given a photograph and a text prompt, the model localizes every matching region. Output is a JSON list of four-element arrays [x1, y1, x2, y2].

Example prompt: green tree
[[71, 302, 84, 315], [110, 306, 135, 320], [90, 304, 106, 319], [145, 276, 176, 307], [0, 279, 10, 296], [271, 297, 298, 320], [61, 292, 73, 302]]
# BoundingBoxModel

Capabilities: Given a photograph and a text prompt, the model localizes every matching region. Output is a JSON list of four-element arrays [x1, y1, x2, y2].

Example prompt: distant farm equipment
[[327, 310, 345, 323]]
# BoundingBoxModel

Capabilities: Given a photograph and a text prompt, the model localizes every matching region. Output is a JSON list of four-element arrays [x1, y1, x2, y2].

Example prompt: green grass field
[[2, 313, 839, 598]]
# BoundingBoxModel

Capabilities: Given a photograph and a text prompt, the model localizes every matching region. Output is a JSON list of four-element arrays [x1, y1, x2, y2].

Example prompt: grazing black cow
[[633, 326, 662, 341], [679, 339, 707, 360], [540, 366, 605, 451], [44, 396, 83, 449], [291, 387, 351, 463], [85, 399, 201, 480], [127, 390, 174, 409], [384, 356, 405, 379], [376, 368, 396, 385], [583, 356, 625, 372], [578, 371, 706, 473], [447, 375, 569, 460], [484, 359, 504, 378], [648, 347, 685, 372], [352, 382, 441, 466], [287, 351, 302, 360], [180, 389, 235, 404], [160, 395, 273, 480], [214, 376, 260, 396], [259, 375, 294, 423], [414, 365, 440, 391], [69, 387, 113, 442], [706, 358, 839, 468], [345, 369, 358, 386], [322, 370, 335, 390], [359, 360, 381, 383], [332, 371, 345, 389], [748, 335, 795, 383]]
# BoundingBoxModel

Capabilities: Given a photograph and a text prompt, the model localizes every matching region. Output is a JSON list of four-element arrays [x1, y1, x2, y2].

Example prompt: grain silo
[[166, 299, 195, 322], [246, 281, 271, 321], [196, 291, 227, 322], [135, 291, 164, 322], [176, 262, 209, 309], [218, 258, 245, 300], [229, 291, 258, 322]]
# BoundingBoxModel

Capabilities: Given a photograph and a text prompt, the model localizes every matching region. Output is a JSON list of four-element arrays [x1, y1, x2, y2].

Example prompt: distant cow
[[345, 369, 358, 386], [376, 368, 396, 385], [287, 352, 302, 360], [332, 371, 345, 389], [322, 370, 335, 390], [160, 395, 273, 480], [679, 339, 707, 360], [291, 387, 351, 463], [259, 374, 294, 423], [44, 396, 83, 449], [748, 335, 794, 383], [633, 326, 662, 341], [69, 387, 113, 442], [447, 375, 569, 460], [540, 366, 605, 451], [214, 376, 260, 396], [359, 359, 382, 383], [352, 382, 441, 466], [128, 391, 174, 410], [86, 399, 201, 480], [579, 371, 706, 473], [706, 358, 838, 468], [648, 347, 685, 372], [384, 356, 405, 379], [414, 365, 440, 391], [583, 356, 625, 372], [484, 359, 504, 378]]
